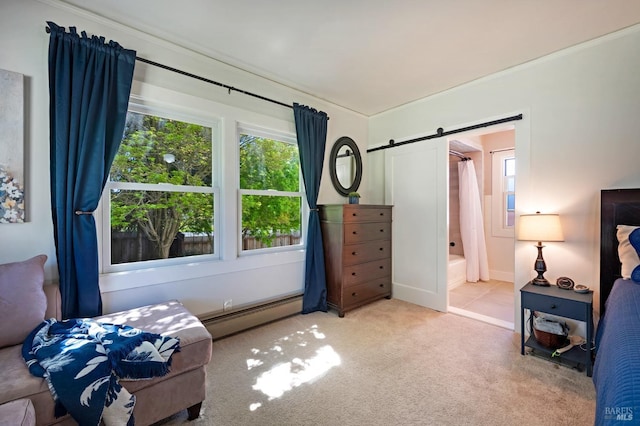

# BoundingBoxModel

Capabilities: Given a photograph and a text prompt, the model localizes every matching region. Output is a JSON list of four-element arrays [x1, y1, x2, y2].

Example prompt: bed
[[593, 188, 640, 424]]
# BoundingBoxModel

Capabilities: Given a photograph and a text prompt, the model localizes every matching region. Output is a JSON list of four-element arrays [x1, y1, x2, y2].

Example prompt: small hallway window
[[491, 149, 515, 237], [504, 156, 515, 227]]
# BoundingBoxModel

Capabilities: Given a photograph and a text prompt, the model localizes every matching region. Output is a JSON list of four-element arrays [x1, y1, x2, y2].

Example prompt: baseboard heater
[[199, 294, 303, 340]]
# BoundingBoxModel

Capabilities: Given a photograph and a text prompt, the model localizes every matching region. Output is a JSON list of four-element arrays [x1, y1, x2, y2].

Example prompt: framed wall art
[[0, 68, 25, 223]]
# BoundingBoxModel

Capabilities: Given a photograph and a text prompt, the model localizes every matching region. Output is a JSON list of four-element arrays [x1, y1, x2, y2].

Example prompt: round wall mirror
[[329, 136, 362, 196]]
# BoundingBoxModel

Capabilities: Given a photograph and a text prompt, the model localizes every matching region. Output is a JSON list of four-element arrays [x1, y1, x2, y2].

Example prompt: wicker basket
[[531, 313, 568, 349]]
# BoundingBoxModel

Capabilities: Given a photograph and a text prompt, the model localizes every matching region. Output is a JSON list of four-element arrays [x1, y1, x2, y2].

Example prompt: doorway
[[447, 129, 515, 330]]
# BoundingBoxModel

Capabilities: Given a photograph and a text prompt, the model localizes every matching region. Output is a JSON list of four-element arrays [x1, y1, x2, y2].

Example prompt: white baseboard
[[448, 277, 466, 290], [490, 269, 514, 282]]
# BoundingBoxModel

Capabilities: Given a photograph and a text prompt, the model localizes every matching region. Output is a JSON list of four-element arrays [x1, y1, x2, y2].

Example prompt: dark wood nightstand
[[520, 282, 594, 376]]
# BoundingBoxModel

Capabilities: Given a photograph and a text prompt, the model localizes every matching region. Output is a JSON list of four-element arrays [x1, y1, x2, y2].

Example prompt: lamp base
[[531, 243, 551, 286], [530, 276, 550, 286]]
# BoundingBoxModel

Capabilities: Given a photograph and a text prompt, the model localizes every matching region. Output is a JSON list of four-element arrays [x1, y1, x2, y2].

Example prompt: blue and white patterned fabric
[[22, 318, 180, 426]]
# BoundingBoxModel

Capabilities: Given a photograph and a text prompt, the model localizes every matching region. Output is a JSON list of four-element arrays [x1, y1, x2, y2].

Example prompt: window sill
[[100, 248, 305, 293]]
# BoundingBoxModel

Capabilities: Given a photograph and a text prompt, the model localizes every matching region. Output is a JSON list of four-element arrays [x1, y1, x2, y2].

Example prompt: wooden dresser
[[319, 204, 392, 317]]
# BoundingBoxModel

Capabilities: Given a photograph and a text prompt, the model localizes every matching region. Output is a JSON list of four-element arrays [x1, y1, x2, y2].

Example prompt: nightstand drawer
[[521, 291, 587, 321]]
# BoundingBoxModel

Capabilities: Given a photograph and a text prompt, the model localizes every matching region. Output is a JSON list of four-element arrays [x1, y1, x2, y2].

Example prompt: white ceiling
[[59, 0, 640, 116]]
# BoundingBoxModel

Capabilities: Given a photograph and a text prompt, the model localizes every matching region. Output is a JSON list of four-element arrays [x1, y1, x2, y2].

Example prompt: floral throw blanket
[[22, 318, 180, 426]]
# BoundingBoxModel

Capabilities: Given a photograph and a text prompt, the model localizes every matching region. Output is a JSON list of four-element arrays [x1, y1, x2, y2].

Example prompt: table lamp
[[517, 212, 564, 286]]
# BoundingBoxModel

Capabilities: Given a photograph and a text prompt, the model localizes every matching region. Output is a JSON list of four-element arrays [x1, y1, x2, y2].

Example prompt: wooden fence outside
[[111, 232, 212, 264], [111, 231, 301, 263], [242, 234, 302, 250]]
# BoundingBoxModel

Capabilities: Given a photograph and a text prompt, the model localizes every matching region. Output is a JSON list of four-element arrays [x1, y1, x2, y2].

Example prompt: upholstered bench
[[0, 255, 212, 426], [96, 299, 213, 425], [0, 399, 36, 426]]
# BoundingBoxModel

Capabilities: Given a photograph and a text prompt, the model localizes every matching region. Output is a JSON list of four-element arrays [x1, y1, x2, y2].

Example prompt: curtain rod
[[449, 150, 470, 161], [45, 25, 306, 114], [367, 114, 523, 154], [135, 56, 294, 110], [489, 147, 515, 154]]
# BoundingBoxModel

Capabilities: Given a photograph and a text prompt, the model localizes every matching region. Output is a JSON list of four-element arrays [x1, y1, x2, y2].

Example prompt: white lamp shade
[[517, 213, 564, 242]]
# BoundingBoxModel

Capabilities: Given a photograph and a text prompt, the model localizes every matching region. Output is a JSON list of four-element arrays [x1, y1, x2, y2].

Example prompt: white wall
[[369, 24, 640, 326], [482, 130, 515, 282], [0, 0, 368, 316]]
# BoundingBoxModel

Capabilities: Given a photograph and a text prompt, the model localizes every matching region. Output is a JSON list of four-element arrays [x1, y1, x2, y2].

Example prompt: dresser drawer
[[343, 207, 391, 223], [342, 240, 391, 266], [342, 279, 391, 310], [344, 222, 391, 244], [521, 291, 587, 321], [343, 258, 391, 287]]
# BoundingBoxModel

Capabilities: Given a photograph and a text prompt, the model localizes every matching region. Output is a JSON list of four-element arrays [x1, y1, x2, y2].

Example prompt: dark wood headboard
[[600, 189, 640, 315]]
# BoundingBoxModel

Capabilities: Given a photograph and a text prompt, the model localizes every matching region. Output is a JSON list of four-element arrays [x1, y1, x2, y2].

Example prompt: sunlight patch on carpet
[[252, 345, 341, 400]]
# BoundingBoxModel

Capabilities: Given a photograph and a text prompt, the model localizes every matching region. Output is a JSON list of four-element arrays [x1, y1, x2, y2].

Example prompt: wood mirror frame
[[329, 136, 362, 197]]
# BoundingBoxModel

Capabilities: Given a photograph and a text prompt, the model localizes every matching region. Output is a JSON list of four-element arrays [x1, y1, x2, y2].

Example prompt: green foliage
[[239, 135, 299, 191], [110, 113, 213, 258], [239, 135, 301, 245], [109, 115, 302, 259]]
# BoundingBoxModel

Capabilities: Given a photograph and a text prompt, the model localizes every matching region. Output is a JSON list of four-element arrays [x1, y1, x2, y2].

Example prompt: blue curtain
[[293, 103, 329, 314], [47, 22, 136, 319]]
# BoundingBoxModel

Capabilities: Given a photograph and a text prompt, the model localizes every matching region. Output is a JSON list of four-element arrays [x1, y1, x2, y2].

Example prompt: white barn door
[[385, 139, 448, 312]]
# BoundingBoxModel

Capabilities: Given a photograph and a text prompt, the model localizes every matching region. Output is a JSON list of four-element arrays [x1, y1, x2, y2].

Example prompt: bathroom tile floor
[[449, 279, 514, 324]]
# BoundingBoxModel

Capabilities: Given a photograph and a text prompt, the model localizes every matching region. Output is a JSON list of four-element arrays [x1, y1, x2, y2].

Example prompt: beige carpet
[[160, 298, 595, 426]]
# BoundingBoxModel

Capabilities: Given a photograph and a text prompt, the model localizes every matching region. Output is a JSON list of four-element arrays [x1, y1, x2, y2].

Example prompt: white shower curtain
[[458, 160, 489, 282]]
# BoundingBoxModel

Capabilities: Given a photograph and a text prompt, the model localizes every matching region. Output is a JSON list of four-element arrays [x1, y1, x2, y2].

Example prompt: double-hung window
[[101, 104, 219, 271], [238, 125, 305, 253], [491, 149, 515, 237]]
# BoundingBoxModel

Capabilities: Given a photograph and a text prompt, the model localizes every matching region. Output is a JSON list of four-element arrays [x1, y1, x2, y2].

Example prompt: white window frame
[[491, 149, 515, 238], [99, 101, 221, 273], [237, 123, 307, 256]]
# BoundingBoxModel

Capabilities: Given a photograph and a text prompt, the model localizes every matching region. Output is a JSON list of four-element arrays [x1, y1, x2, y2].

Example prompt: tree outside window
[[106, 110, 216, 265], [239, 131, 303, 251]]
